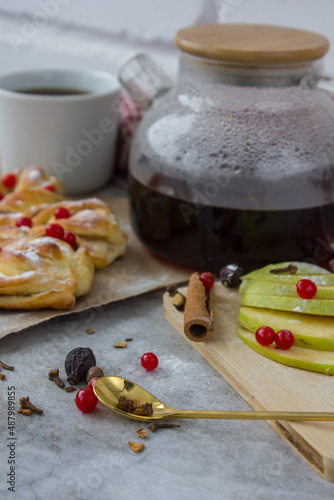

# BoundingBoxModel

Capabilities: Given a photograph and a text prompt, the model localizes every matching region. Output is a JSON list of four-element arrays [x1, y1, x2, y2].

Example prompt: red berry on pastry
[[46, 223, 65, 240], [16, 216, 32, 228], [0, 193, 4, 201], [55, 207, 70, 219], [43, 184, 55, 191], [3, 173, 16, 188], [63, 232, 76, 247]]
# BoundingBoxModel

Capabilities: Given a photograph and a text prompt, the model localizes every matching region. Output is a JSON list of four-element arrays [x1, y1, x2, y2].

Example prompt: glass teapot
[[119, 24, 334, 272]]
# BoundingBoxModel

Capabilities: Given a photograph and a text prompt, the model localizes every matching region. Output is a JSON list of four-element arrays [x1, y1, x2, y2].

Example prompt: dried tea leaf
[[0, 360, 14, 370], [118, 396, 153, 416], [86, 329, 95, 334], [118, 396, 134, 413], [133, 403, 153, 416], [132, 399, 142, 410], [22, 409, 32, 416], [114, 341, 127, 348], [125, 338, 133, 342], [0, 374, 6, 380], [65, 386, 76, 393], [136, 428, 148, 439], [128, 441, 145, 453]]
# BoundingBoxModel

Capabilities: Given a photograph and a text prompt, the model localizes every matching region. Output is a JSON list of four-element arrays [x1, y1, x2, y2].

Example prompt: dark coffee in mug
[[15, 87, 90, 96]]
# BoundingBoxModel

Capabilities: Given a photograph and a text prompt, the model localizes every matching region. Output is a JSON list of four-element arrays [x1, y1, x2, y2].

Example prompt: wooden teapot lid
[[175, 24, 329, 64]]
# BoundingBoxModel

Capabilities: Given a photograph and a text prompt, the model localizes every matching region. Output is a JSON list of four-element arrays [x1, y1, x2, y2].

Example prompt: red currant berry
[[16, 216, 32, 228], [200, 272, 215, 292], [54, 207, 70, 219], [141, 352, 159, 371], [45, 223, 64, 240], [43, 184, 55, 191], [63, 232, 76, 247], [275, 330, 295, 350], [0, 193, 4, 201], [296, 279, 317, 299], [88, 377, 100, 391], [3, 173, 16, 188], [255, 326, 276, 346], [75, 387, 98, 413]]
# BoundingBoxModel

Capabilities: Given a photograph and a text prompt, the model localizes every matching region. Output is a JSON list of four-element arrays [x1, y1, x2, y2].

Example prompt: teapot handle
[[118, 53, 173, 110], [307, 74, 334, 95]]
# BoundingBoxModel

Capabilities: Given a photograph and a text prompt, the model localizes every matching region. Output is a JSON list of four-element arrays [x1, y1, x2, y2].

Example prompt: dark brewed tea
[[129, 175, 334, 272], [15, 87, 90, 96]]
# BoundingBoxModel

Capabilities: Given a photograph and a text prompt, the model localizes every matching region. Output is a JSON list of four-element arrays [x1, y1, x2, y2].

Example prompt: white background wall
[[217, 0, 334, 72], [0, 0, 333, 77]]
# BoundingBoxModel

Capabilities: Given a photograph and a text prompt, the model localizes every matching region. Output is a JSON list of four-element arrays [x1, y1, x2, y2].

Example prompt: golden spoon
[[93, 376, 334, 422]]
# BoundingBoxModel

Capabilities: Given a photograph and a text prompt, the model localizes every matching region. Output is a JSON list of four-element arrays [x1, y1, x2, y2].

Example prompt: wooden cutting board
[[163, 285, 334, 482]]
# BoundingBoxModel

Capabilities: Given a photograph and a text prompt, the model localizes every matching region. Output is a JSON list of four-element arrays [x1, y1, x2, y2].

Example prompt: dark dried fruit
[[65, 347, 96, 385], [220, 264, 244, 288]]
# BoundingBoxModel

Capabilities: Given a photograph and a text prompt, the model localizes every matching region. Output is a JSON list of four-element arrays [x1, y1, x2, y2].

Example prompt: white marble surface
[[1, 267, 334, 499], [0, 0, 217, 80], [0, 0, 216, 43]]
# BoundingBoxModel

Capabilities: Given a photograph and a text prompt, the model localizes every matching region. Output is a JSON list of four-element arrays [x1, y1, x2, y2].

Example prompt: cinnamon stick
[[183, 272, 214, 342]]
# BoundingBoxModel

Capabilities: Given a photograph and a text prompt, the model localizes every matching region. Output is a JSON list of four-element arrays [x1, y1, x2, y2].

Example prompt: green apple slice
[[238, 306, 334, 351], [237, 325, 334, 374], [243, 261, 330, 279], [241, 293, 334, 316], [239, 279, 334, 300], [241, 274, 334, 286], [241, 262, 334, 286]]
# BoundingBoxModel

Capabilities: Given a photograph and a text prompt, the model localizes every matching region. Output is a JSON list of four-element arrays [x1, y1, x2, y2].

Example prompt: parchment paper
[[0, 197, 190, 340]]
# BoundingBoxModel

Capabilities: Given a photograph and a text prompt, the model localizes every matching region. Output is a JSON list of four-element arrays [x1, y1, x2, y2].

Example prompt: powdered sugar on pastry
[[0, 166, 127, 309], [27, 168, 43, 181]]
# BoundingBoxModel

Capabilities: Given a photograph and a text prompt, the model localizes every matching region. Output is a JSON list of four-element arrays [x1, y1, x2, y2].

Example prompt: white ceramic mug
[[0, 68, 120, 195]]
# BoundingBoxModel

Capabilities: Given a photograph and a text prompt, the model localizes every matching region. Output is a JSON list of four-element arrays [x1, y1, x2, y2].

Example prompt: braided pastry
[[0, 234, 94, 309], [0, 166, 126, 309], [0, 189, 63, 214], [32, 198, 127, 269], [15, 165, 63, 193], [0, 226, 31, 247], [0, 165, 63, 217]]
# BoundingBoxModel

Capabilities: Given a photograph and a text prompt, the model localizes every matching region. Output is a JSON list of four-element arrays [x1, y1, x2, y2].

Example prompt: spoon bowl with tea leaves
[[93, 376, 334, 422]]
